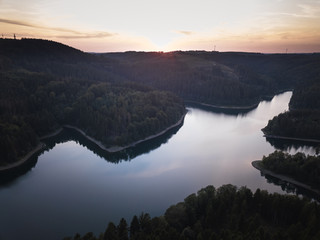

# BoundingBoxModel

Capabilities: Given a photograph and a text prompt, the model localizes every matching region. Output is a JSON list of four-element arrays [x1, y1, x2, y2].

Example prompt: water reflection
[[265, 137, 318, 155], [260, 172, 320, 201], [185, 102, 258, 115], [1, 91, 318, 240], [0, 154, 38, 187], [0, 120, 184, 185], [46, 123, 184, 163]]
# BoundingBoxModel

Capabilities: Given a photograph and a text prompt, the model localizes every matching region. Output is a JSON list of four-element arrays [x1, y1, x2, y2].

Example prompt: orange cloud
[[0, 18, 115, 39]]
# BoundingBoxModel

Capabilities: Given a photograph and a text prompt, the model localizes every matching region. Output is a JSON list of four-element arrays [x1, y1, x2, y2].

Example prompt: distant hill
[[1, 38, 320, 165], [0, 38, 85, 59], [0, 39, 185, 166], [2, 39, 320, 107], [104, 51, 320, 106]]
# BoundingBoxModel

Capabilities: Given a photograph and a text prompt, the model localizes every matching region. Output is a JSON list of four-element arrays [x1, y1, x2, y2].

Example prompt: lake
[[0, 91, 316, 240]]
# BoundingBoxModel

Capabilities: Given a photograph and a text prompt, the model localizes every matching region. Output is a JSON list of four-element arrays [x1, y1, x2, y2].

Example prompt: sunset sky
[[1, 0, 320, 53]]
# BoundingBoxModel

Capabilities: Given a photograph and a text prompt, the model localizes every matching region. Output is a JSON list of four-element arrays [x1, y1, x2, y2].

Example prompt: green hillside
[[0, 39, 185, 166]]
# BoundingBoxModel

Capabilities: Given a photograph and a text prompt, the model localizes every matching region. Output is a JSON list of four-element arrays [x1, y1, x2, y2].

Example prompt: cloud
[[0, 18, 115, 39], [264, 3, 320, 19], [55, 32, 115, 39], [175, 30, 194, 36], [298, 3, 320, 17], [271, 11, 319, 18], [0, 18, 35, 28]]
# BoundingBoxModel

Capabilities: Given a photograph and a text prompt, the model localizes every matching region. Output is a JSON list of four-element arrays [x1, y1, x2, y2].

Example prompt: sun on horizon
[[1, 0, 320, 53]]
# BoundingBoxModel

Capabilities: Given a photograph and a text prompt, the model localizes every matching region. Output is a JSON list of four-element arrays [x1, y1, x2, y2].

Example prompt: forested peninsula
[[0, 39, 185, 167], [64, 184, 320, 240], [262, 68, 320, 141], [1, 38, 320, 166], [254, 151, 320, 192]]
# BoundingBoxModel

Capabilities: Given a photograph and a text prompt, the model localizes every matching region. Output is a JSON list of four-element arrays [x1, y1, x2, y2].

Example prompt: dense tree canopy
[[105, 51, 320, 106], [261, 151, 320, 189], [0, 39, 185, 166], [2, 38, 320, 240], [0, 69, 184, 165], [1, 38, 320, 165], [64, 185, 320, 240], [263, 77, 320, 140]]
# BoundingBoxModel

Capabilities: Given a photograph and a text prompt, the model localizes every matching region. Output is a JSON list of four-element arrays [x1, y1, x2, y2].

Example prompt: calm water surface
[[0, 92, 316, 240]]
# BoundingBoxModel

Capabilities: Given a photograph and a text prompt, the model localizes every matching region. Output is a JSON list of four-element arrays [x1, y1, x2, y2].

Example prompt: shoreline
[[252, 160, 320, 196], [185, 100, 259, 110], [39, 128, 63, 140], [64, 112, 186, 153], [0, 113, 186, 173], [185, 90, 293, 111], [0, 143, 45, 172], [264, 134, 320, 143], [0, 128, 65, 173]]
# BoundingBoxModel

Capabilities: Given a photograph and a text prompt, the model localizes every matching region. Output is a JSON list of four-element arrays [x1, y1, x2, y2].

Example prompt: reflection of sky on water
[[1, 91, 318, 240]]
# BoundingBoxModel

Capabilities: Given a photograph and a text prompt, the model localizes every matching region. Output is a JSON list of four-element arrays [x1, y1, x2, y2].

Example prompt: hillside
[[262, 76, 320, 141], [104, 51, 320, 107], [1, 38, 320, 166], [0, 39, 185, 166]]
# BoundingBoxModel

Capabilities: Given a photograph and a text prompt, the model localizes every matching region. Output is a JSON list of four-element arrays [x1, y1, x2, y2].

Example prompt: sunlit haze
[[1, 0, 320, 53]]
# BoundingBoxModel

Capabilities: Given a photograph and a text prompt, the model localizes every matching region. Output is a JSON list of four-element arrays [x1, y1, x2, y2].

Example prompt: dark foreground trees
[[64, 184, 320, 240]]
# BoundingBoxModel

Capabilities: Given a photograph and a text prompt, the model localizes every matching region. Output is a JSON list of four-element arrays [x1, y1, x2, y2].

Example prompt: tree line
[[263, 76, 320, 140], [0, 69, 184, 165], [261, 151, 320, 189], [0, 39, 185, 166], [104, 51, 320, 107], [2, 38, 320, 164], [64, 184, 320, 240]]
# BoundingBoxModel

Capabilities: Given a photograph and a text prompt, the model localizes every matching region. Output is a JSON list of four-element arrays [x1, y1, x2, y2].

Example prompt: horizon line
[[2, 37, 319, 55]]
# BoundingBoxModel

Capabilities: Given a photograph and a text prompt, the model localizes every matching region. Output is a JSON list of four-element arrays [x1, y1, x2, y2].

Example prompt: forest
[[2, 38, 320, 240], [1, 38, 320, 165], [261, 151, 320, 189], [262, 77, 320, 140], [104, 51, 320, 139], [103, 51, 320, 107], [0, 39, 185, 166], [261, 52, 320, 140], [63, 184, 320, 240]]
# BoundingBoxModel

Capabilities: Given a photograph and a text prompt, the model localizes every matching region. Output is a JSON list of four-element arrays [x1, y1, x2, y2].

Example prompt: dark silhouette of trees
[[103, 222, 118, 240], [129, 215, 139, 239], [64, 185, 320, 240], [0, 39, 185, 166], [2, 37, 320, 169], [118, 218, 129, 240], [263, 69, 320, 140], [262, 151, 320, 189]]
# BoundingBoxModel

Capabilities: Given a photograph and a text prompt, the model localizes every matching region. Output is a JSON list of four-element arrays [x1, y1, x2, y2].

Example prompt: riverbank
[[185, 100, 259, 111], [252, 160, 320, 196], [0, 128, 65, 173], [0, 143, 45, 172], [0, 114, 186, 173], [64, 112, 186, 153], [39, 128, 63, 140], [186, 90, 293, 112], [264, 134, 320, 143]]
